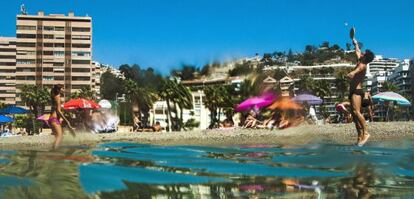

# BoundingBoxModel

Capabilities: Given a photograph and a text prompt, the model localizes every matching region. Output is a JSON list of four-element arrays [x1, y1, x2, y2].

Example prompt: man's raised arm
[[353, 38, 362, 59]]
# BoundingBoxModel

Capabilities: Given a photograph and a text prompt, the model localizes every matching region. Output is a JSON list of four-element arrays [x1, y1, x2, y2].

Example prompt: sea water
[[0, 141, 413, 198]]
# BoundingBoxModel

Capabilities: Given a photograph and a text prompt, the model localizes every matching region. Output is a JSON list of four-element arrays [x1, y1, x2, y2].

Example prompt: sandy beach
[[1, 121, 414, 150]]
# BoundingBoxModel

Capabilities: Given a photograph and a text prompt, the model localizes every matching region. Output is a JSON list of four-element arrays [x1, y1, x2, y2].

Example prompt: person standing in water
[[49, 84, 75, 149], [347, 30, 375, 146]]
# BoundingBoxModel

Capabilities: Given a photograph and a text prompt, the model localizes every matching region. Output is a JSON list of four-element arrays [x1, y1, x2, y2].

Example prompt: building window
[[72, 44, 90, 48], [55, 35, 65, 40], [53, 62, 64, 66], [72, 51, 91, 57], [44, 43, 54, 47], [16, 25, 36, 30], [16, 59, 35, 65], [43, 68, 53, 72], [0, 55, 16, 59], [0, 49, 16, 52], [72, 35, 91, 40], [0, 62, 15, 66], [43, 51, 53, 56], [54, 51, 64, 57], [55, 76, 64, 80], [72, 60, 90, 65], [16, 42, 36, 47], [16, 76, 35, 80], [72, 77, 90, 81], [43, 26, 54, 31], [42, 76, 54, 80], [16, 34, 36, 38], [72, 68, 90, 73], [44, 35, 54, 39], [72, 27, 90, 32], [55, 27, 65, 31], [54, 43, 65, 48], [16, 50, 35, 55]]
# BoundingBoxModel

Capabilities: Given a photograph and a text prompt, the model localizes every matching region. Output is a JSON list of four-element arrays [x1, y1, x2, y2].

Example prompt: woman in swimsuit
[[49, 84, 74, 149]]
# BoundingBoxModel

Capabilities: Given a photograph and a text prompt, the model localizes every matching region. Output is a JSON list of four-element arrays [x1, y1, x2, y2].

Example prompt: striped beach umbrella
[[372, 92, 411, 106]]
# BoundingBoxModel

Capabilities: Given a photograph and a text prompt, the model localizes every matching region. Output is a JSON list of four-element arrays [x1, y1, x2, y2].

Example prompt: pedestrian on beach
[[49, 84, 75, 149], [346, 30, 375, 146], [133, 114, 141, 132]]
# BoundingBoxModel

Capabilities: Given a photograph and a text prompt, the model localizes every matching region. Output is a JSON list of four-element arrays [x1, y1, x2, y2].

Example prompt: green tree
[[159, 79, 193, 131], [203, 85, 232, 128], [123, 79, 157, 125], [20, 85, 49, 134], [382, 81, 398, 92], [70, 86, 96, 100], [297, 75, 315, 94], [313, 80, 332, 101], [100, 71, 124, 100], [334, 69, 350, 100]]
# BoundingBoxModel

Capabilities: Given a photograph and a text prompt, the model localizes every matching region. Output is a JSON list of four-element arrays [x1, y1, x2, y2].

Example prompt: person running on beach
[[347, 36, 375, 146], [49, 84, 75, 149]]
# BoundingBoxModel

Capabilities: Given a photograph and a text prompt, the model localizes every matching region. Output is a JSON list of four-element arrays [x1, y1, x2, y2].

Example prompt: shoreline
[[1, 121, 414, 150]]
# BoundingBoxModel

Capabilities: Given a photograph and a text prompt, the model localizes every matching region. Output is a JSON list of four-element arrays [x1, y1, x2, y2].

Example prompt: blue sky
[[1, 0, 413, 73]]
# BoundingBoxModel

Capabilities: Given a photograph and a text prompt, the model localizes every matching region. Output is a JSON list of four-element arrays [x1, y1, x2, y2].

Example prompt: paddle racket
[[349, 27, 356, 40]]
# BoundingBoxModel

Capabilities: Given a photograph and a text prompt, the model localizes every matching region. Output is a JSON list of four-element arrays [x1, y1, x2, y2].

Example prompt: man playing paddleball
[[347, 28, 375, 146]]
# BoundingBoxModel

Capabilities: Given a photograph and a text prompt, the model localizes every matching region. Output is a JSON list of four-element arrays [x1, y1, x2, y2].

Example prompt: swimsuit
[[362, 98, 371, 108], [48, 117, 61, 125], [48, 95, 62, 125], [348, 89, 365, 100]]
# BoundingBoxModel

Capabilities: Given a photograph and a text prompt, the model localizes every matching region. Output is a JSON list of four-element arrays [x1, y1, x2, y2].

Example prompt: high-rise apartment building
[[15, 11, 93, 103], [0, 37, 17, 104]]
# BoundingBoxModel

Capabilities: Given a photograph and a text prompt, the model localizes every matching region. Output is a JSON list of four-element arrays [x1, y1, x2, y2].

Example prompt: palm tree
[[297, 75, 314, 94], [334, 70, 350, 100], [203, 85, 232, 128], [382, 81, 398, 92], [159, 79, 192, 131], [70, 86, 96, 100], [123, 79, 157, 126], [20, 84, 49, 134], [313, 80, 332, 101]]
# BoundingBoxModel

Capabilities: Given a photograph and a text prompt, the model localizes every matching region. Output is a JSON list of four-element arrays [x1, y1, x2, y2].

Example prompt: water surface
[[0, 141, 413, 198]]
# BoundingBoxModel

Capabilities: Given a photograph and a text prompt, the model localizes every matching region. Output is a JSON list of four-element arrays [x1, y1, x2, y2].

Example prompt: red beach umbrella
[[63, 98, 101, 110]]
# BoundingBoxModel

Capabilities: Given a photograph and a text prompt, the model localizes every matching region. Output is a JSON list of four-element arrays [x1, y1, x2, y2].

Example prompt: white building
[[366, 55, 402, 92], [100, 64, 124, 79], [91, 61, 101, 98], [368, 55, 401, 75], [387, 59, 411, 96], [370, 71, 389, 94]]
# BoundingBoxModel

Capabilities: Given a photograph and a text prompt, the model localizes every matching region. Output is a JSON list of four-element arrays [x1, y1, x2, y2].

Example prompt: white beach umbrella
[[99, 99, 112, 109]]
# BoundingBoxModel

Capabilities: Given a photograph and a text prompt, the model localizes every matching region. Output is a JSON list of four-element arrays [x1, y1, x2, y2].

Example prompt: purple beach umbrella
[[236, 93, 276, 112], [292, 94, 323, 105]]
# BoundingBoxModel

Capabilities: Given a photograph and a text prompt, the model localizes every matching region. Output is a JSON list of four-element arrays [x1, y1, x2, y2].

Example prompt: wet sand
[[1, 122, 414, 150]]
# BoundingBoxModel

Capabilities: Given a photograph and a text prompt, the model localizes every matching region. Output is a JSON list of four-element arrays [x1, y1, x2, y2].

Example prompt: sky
[[1, 0, 414, 74]]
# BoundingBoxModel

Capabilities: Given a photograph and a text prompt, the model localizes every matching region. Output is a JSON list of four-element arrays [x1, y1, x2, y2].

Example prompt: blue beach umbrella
[[372, 92, 411, 106], [0, 105, 29, 114], [0, 115, 13, 123]]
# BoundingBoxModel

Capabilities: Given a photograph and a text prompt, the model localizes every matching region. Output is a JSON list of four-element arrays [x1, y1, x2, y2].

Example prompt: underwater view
[[0, 141, 413, 198]]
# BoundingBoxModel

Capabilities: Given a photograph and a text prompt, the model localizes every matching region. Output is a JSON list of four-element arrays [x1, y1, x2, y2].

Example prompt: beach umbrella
[[268, 98, 303, 110], [372, 92, 411, 106], [0, 115, 13, 123], [63, 98, 101, 110], [292, 94, 323, 105], [0, 105, 28, 114], [236, 93, 276, 112], [98, 100, 112, 109]]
